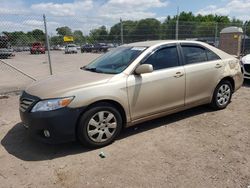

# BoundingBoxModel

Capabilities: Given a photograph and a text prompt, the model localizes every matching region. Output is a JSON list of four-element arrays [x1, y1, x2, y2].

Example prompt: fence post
[[120, 18, 124, 45], [43, 14, 53, 75], [242, 21, 247, 55], [175, 6, 179, 40], [214, 22, 218, 45]]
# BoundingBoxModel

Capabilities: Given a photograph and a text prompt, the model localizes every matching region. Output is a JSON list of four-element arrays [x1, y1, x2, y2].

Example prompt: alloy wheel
[[216, 84, 231, 106], [87, 111, 117, 143]]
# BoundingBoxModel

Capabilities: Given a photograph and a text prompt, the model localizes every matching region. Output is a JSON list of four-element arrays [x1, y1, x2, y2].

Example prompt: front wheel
[[77, 103, 123, 148], [210, 80, 232, 110]]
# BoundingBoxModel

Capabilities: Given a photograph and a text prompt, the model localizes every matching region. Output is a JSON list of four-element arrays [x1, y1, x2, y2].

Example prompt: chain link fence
[[1, 13, 250, 94], [0, 14, 47, 94]]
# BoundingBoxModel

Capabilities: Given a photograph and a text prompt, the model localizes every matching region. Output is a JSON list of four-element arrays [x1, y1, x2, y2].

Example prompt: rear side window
[[182, 45, 221, 65], [143, 46, 179, 70], [182, 46, 207, 64]]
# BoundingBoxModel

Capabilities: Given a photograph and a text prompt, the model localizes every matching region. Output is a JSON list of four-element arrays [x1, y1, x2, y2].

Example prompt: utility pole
[[43, 14, 52, 75], [175, 6, 179, 40], [120, 18, 124, 45]]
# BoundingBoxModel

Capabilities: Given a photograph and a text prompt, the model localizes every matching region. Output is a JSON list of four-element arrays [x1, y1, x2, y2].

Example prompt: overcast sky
[[0, 0, 249, 34]]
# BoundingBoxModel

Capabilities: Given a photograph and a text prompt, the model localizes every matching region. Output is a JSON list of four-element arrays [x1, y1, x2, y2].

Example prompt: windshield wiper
[[82, 67, 104, 73]]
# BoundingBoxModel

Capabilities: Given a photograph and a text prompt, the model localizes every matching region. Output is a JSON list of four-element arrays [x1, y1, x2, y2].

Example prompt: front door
[[127, 45, 185, 120]]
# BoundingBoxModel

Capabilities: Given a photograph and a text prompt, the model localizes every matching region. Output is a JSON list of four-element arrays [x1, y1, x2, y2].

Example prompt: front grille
[[20, 98, 35, 112], [244, 64, 250, 73], [19, 92, 40, 112]]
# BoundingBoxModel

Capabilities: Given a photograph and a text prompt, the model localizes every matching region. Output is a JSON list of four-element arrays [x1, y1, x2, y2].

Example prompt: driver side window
[[142, 46, 179, 70]]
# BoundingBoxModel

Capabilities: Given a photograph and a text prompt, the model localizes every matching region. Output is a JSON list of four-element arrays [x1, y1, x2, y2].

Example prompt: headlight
[[31, 97, 74, 112]]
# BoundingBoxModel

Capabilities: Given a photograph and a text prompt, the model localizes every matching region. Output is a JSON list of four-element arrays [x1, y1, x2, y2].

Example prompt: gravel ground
[[0, 81, 249, 188]]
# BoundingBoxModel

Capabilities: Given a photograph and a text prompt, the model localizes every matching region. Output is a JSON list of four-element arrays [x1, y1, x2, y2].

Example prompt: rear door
[[180, 43, 223, 105]]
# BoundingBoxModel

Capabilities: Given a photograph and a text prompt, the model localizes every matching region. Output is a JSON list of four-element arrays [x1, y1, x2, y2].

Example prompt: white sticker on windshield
[[131, 47, 146, 51]]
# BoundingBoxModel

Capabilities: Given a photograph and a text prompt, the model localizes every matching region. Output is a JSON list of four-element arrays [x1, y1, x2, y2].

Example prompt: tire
[[210, 80, 233, 110], [77, 103, 123, 148]]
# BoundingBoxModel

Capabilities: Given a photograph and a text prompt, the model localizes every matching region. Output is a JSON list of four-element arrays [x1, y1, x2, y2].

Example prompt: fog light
[[43, 130, 50, 138]]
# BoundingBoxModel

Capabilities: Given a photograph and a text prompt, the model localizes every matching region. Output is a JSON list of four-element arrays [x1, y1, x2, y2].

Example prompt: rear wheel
[[210, 80, 232, 110], [77, 103, 122, 148]]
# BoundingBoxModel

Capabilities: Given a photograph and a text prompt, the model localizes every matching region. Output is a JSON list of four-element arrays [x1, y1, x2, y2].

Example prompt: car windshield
[[68, 44, 76, 47], [84, 46, 147, 74]]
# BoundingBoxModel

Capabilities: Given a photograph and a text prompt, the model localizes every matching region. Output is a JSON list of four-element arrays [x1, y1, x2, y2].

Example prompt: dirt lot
[[0, 81, 249, 188], [0, 51, 101, 93]]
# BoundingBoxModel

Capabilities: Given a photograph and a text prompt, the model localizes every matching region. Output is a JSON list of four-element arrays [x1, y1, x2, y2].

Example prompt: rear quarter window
[[206, 49, 221, 61]]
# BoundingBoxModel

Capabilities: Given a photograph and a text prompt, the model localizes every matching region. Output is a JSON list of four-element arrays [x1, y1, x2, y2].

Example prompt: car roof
[[124, 40, 210, 47], [123, 40, 233, 60]]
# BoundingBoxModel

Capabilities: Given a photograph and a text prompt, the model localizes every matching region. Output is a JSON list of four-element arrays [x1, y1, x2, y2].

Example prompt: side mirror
[[135, 64, 153, 74]]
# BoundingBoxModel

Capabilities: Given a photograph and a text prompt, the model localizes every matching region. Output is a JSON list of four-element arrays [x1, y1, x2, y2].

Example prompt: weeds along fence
[[0, 13, 250, 94]]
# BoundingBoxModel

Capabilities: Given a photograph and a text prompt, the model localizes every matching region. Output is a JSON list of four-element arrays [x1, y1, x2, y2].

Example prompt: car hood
[[25, 70, 114, 99]]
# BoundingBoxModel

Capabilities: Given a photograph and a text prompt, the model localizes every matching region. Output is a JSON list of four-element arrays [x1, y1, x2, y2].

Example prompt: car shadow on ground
[[1, 105, 213, 161]]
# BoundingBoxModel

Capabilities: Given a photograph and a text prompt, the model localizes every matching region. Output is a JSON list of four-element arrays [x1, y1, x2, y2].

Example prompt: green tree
[[56, 26, 72, 36], [50, 36, 63, 45], [246, 21, 250, 36], [109, 20, 137, 43], [3, 31, 31, 46], [178, 12, 197, 39], [73, 30, 85, 44], [27, 29, 45, 42], [89, 26, 108, 42], [132, 18, 161, 41], [161, 16, 176, 39]]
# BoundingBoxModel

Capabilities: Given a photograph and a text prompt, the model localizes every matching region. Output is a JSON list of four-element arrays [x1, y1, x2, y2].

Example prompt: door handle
[[174, 72, 184, 78], [215, 64, 222, 68]]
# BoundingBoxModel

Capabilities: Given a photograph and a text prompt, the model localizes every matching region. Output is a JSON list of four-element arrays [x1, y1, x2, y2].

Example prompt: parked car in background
[[65, 44, 78, 54], [23, 46, 30, 51], [241, 54, 250, 80], [81, 44, 94, 53], [92, 43, 109, 53], [0, 48, 13, 59], [19, 40, 243, 148], [30, 42, 45, 54], [57, 46, 65, 51], [13, 47, 23, 52], [0, 35, 13, 59], [50, 45, 55, 50], [107, 43, 115, 48]]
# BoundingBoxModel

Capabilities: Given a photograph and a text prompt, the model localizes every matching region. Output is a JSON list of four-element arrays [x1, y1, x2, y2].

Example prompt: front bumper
[[243, 71, 250, 80], [244, 73, 250, 79], [243, 64, 250, 80], [19, 92, 85, 143]]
